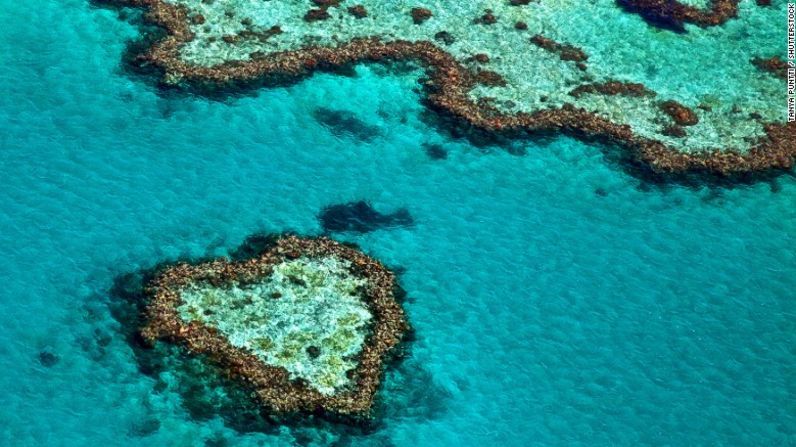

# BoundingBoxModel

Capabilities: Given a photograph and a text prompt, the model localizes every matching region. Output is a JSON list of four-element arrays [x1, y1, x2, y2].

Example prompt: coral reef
[[617, 0, 740, 31], [99, 0, 793, 176], [141, 235, 409, 418]]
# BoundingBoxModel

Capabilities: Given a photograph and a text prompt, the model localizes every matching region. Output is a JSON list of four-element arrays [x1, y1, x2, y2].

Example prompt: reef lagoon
[[1, 0, 795, 446]]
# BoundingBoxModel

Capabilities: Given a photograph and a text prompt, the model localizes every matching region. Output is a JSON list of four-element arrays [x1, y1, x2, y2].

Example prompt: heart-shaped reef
[[141, 235, 408, 420]]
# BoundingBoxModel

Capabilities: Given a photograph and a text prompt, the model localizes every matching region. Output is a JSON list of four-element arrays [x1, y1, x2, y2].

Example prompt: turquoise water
[[1, 1, 795, 446]]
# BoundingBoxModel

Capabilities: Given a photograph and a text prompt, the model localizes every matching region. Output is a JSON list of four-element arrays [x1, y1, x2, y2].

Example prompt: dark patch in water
[[38, 349, 59, 367], [204, 435, 229, 447], [327, 64, 359, 78], [158, 99, 179, 119], [129, 418, 161, 437], [615, 0, 688, 33], [594, 187, 608, 197], [319, 201, 414, 233], [376, 108, 391, 120], [373, 356, 452, 423], [701, 188, 724, 204], [76, 327, 113, 361], [392, 265, 408, 276], [227, 233, 283, 261], [422, 143, 448, 160], [505, 143, 528, 156], [313, 107, 381, 142]]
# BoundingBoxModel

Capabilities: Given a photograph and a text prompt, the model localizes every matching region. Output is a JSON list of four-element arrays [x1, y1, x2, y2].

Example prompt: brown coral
[[660, 101, 699, 126], [751, 56, 789, 79], [568, 81, 654, 98], [304, 8, 331, 22], [618, 0, 739, 30], [530, 34, 588, 69], [410, 7, 432, 24], [348, 5, 368, 18]]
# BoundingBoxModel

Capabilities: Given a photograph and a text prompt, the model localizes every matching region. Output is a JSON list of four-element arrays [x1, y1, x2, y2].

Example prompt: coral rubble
[[141, 235, 409, 418], [99, 0, 793, 176]]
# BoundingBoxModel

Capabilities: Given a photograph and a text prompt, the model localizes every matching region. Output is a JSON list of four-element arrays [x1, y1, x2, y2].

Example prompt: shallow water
[[0, 1, 795, 446]]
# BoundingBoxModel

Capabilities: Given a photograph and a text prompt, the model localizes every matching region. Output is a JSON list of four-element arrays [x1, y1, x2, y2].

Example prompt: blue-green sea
[[1, 1, 794, 446]]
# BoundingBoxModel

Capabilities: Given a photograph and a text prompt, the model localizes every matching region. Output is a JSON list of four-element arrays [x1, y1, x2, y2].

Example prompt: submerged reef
[[100, 0, 793, 176], [422, 142, 449, 159], [313, 107, 382, 141], [617, 0, 740, 31], [141, 235, 408, 419], [318, 201, 414, 233]]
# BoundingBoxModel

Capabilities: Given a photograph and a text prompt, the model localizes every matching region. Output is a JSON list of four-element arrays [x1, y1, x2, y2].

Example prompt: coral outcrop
[[617, 0, 740, 30], [751, 56, 789, 79]]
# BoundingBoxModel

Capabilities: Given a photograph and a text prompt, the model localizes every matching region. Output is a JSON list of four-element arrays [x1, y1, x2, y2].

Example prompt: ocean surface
[[1, 1, 794, 446]]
